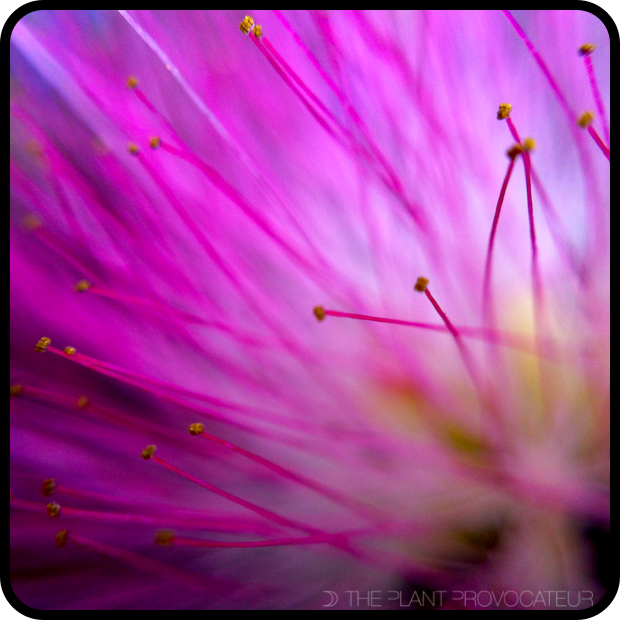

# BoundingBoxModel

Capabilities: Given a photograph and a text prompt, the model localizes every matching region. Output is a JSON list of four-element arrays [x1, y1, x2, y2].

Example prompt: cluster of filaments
[[11, 13, 609, 584]]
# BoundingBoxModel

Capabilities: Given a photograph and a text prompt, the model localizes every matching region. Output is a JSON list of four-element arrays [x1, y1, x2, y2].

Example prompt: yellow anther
[[149, 136, 161, 149], [46, 502, 61, 518], [10, 384, 23, 397], [76, 395, 89, 409], [507, 144, 524, 159], [127, 75, 138, 89], [579, 43, 597, 56], [253, 24, 263, 38], [75, 280, 91, 292], [42, 478, 56, 497], [23, 214, 42, 230], [56, 529, 69, 548], [35, 337, 51, 353], [497, 103, 512, 120], [189, 423, 204, 435], [141, 444, 157, 460], [577, 111, 595, 128], [63, 346, 76, 356], [239, 15, 254, 34], [127, 142, 140, 155], [155, 530, 174, 546], [414, 277, 429, 293], [523, 138, 535, 152], [313, 306, 326, 321]]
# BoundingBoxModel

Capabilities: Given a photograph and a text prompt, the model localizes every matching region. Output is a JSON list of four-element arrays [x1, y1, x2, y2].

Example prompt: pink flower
[[10, 10, 610, 610]]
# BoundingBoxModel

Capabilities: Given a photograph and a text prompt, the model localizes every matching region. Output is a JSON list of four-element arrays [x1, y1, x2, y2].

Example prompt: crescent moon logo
[[323, 591, 338, 607]]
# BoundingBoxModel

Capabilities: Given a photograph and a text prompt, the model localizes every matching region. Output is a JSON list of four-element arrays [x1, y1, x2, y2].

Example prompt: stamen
[[499, 115, 544, 314], [579, 43, 597, 56], [420, 283, 490, 414], [239, 15, 255, 35], [83, 284, 270, 349], [126, 75, 138, 89], [14, 491, 278, 534], [523, 138, 535, 152], [578, 112, 610, 159], [497, 103, 512, 120], [506, 144, 523, 160], [255, 36, 348, 141], [313, 306, 326, 321], [76, 395, 89, 409], [530, 167, 583, 281], [580, 44, 610, 146], [191, 425, 381, 520], [136, 154, 318, 356], [75, 279, 91, 292], [253, 25, 263, 39], [42, 478, 56, 497], [167, 532, 356, 549], [587, 127, 610, 160], [506, 118, 521, 143], [421, 283, 458, 339], [159, 139, 321, 278], [141, 445, 157, 460], [150, 454, 323, 535], [149, 135, 161, 149], [10, 384, 23, 397], [127, 142, 140, 155], [56, 529, 68, 548], [86, 285, 197, 320], [502, 11, 574, 123], [522, 149, 540, 283], [51, 346, 262, 415], [34, 337, 51, 353], [577, 111, 594, 128], [414, 277, 429, 292], [318, 310, 538, 354], [46, 346, 307, 441], [133, 151, 264, 311], [248, 25, 427, 230], [63, 346, 76, 356], [587, 126, 610, 160], [46, 502, 61, 518], [188, 423, 204, 435], [483, 155, 518, 320]]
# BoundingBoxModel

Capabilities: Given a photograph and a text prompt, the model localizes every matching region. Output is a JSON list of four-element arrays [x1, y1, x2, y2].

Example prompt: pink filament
[[502, 11, 574, 123], [46, 346, 297, 441], [501, 118, 544, 317], [197, 431, 379, 520], [483, 157, 517, 319], [250, 33, 427, 230], [505, 117, 521, 143], [583, 54, 610, 147], [588, 125, 611, 160], [522, 151, 544, 315], [151, 455, 323, 535], [170, 531, 358, 549], [423, 288, 489, 416], [323, 309, 535, 354]]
